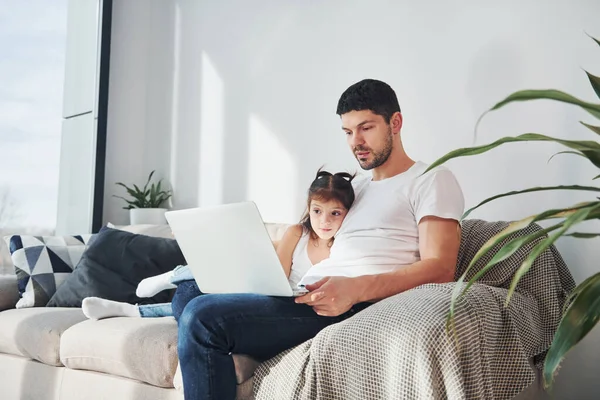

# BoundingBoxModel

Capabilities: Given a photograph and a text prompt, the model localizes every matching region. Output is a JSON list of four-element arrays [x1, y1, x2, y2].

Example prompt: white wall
[[105, 0, 600, 397]]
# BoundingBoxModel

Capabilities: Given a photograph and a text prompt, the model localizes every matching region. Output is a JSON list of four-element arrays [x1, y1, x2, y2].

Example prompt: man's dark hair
[[336, 79, 401, 123]]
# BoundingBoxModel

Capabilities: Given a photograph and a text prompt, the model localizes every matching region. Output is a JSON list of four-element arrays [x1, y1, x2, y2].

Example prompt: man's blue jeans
[[172, 280, 369, 400]]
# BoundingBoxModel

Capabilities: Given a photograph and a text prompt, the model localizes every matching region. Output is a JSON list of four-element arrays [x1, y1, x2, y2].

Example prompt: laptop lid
[[165, 201, 293, 296]]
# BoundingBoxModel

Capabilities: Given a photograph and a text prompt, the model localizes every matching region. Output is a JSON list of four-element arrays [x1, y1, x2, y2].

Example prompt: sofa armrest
[[0, 274, 18, 311], [255, 283, 542, 400]]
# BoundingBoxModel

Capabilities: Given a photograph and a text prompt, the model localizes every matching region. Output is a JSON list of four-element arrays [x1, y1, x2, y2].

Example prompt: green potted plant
[[114, 170, 173, 225], [426, 34, 600, 390]]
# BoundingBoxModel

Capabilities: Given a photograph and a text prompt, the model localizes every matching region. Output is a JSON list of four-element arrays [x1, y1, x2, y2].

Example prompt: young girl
[[82, 169, 356, 320]]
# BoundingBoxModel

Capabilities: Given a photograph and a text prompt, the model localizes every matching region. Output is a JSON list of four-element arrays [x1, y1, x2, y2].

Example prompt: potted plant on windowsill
[[114, 170, 173, 225]]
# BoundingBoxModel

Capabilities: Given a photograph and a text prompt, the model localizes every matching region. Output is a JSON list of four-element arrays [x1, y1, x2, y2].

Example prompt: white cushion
[[0, 307, 86, 366], [60, 316, 179, 388], [106, 222, 174, 239], [61, 316, 261, 389]]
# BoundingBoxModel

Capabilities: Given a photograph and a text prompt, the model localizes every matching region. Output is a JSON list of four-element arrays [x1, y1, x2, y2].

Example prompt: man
[[176, 79, 464, 400]]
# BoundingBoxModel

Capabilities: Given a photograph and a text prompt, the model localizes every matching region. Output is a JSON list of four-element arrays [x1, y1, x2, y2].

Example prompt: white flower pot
[[129, 208, 168, 225]]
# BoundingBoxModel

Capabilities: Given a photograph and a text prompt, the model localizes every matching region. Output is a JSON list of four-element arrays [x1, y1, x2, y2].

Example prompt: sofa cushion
[[106, 222, 174, 239], [60, 316, 179, 388], [0, 274, 19, 311], [0, 235, 14, 275], [47, 227, 185, 308], [0, 307, 86, 366], [5, 234, 94, 308], [60, 316, 261, 389]]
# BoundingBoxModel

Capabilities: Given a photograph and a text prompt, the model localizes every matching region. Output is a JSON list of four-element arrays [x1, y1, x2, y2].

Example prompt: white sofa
[[0, 221, 567, 399], [0, 223, 291, 400]]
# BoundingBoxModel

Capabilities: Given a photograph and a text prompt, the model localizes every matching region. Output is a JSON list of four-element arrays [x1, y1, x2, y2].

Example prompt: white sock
[[136, 270, 177, 298], [82, 297, 141, 320]]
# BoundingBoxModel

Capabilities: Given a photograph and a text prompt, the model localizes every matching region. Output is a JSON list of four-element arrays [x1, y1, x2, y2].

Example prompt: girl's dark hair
[[300, 168, 356, 242]]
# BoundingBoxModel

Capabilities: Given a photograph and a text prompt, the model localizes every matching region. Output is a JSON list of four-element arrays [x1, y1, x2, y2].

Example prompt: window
[[0, 2, 68, 273]]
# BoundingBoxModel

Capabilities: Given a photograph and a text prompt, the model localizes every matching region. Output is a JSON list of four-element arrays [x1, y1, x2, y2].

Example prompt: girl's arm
[[276, 224, 303, 278]]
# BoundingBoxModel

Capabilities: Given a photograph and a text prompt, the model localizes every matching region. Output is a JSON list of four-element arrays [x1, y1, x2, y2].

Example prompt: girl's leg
[[138, 302, 174, 318], [170, 265, 194, 284], [83, 297, 177, 319], [136, 270, 178, 298], [136, 265, 195, 298], [82, 297, 141, 320]]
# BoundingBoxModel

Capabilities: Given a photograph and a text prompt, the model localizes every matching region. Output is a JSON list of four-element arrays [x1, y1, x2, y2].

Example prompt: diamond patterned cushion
[[4, 234, 94, 308]]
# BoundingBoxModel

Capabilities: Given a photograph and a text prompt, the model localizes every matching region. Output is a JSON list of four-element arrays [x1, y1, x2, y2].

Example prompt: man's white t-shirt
[[298, 161, 464, 286]]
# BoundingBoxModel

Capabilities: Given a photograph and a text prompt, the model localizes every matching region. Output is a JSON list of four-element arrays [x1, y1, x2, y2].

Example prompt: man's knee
[[177, 295, 229, 350], [172, 281, 202, 321]]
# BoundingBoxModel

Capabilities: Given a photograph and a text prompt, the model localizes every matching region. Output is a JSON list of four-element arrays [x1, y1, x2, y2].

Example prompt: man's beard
[[354, 128, 393, 170]]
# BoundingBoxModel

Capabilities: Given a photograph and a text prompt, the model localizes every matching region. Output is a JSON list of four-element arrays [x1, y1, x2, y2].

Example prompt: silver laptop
[[165, 201, 305, 297]]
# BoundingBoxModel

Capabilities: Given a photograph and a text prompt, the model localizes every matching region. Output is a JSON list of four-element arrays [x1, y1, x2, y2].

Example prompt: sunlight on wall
[[168, 5, 181, 195], [247, 114, 298, 223], [198, 52, 224, 206]]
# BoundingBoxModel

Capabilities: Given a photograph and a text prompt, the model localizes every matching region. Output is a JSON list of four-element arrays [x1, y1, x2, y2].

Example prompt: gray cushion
[[0, 274, 18, 311], [47, 227, 184, 308]]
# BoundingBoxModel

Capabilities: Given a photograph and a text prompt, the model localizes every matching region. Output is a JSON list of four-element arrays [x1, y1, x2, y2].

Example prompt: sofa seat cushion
[[0, 307, 86, 366], [60, 316, 262, 389], [60, 316, 179, 388]]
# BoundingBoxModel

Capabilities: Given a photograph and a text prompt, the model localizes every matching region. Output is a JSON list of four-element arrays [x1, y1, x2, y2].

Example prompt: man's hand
[[294, 276, 362, 317]]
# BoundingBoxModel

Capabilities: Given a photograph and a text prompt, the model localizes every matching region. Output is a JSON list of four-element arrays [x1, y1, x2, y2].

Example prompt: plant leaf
[[143, 171, 155, 194], [116, 183, 146, 202], [587, 33, 600, 49], [448, 222, 564, 327], [457, 222, 564, 297], [462, 185, 600, 220], [132, 184, 143, 194], [585, 70, 600, 100], [548, 151, 587, 163], [505, 203, 600, 304], [112, 195, 142, 208], [487, 89, 600, 120], [446, 203, 595, 332], [563, 271, 600, 315], [150, 183, 157, 207], [462, 201, 595, 276], [564, 232, 600, 238], [115, 182, 133, 191], [543, 272, 600, 389], [134, 184, 152, 207], [580, 121, 600, 136], [116, 182, 140, 198], [425, 133, 600, 174]]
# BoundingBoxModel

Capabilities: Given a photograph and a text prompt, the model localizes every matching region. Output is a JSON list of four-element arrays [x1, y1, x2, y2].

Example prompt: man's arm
[[296, 216, 461, 316], [354, 216, 460, 302]]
